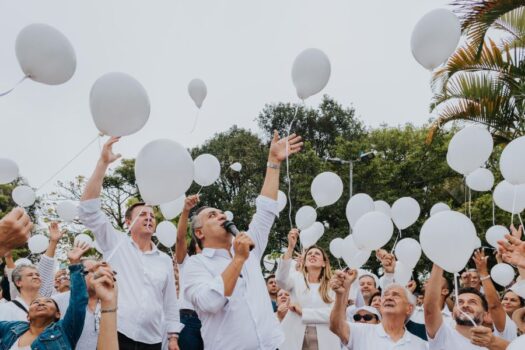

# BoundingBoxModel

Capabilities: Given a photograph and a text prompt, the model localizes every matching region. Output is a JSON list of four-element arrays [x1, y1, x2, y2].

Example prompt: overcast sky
[[0, 0, 450, 195]]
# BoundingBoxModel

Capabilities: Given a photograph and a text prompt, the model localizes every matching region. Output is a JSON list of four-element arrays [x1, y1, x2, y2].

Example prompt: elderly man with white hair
[[329, 268, 427, 349]]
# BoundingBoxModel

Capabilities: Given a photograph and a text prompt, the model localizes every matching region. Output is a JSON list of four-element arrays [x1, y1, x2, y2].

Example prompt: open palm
[[269, 131, 303, 162]]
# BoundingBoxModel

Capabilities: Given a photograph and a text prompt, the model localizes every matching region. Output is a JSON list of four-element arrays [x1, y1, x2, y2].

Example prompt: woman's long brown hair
[[301, 245, 333, 304]]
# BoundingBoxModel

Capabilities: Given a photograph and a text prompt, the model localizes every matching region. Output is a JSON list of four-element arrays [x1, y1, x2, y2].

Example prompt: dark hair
[[503, 289, 525, 307], [125, 202, 146, 221], [368, 291, 382, 306], [265, 274, 276, 283], [458, 287, 489, 311], [190, 206, 210, 250]]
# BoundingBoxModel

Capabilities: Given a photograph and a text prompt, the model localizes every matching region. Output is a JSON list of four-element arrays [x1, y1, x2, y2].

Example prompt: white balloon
[[410, 9, 461, 70], [188, 79, 207, 108], [353, 211, 394, 251], [490, 263, 515, 287], [420, 211, 477, 273], [311, 172, 343, 208], [225, 211, 234, 221], [329, 238, 345, 259], [291, 48, 331, 100], [374, 200, 391, 217], [230, 162, 242, 172], [16, 23, 76, 85], [341, 235, 371, 269], [391, 197, 420, 230], [447, 126, 493, 175], [74, 233, 93, 247], [0, 158, 19, 184], [345, 193, 375, 229], [508, 335, 525, 350], [278, 190, 287, 212], [12, 185, 36, 207], [28, 234, 49, 254], [485, 225, 509, 249], [300, 222, 325, 248], [263, 255, 276, 271], [135, 139, 194, 205], [56, 200, 78, 222], [466, 168, 494, 192], [500, 136, 525, 185], [14, 258, 32, 266], [394, 238, 422, 269], [295, 206, 317, 230], [156, 221, 177, 248], [194, 154, 221, 187], [473, 236, 482, 250], [394, 261, 413, 286], [511, 279, 525, 299], [90, 72, 150, 136], [160, 195, 186, 220], [493, 181, 525, 214], [430, 202, 450, 216]]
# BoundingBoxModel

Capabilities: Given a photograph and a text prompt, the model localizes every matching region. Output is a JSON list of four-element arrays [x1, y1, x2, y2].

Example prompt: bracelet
[[480, 275, 491, 281], [267, 162, 280, 170], [101, 307, 117, 313], [167, 333, 179, 339]]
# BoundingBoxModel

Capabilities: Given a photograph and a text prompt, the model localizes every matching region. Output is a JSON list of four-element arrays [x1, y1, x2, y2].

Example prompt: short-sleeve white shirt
[[344, 322, 428, 349], [428, 322, 486, 349]]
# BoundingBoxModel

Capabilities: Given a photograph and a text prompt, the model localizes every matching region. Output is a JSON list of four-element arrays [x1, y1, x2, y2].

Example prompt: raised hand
[[67, 241, 91, 264], [268, 131, 303, 163], [378, 250, 396, 274], [92, 263, 118, 305], [0, 208, 32, 256], [406, 280, 417, 293], [287, 229, 299, 249], [472, 249, 489, 276], [498, 234, 525, 269], [49, 222, 66, 242], [330, 269, 357, 295], [183, 195, 200, 212], [100, 137, 122, 165]]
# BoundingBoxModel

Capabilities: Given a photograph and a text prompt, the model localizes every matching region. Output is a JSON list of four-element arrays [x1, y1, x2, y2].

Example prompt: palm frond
[[453, 0, 525, 57]]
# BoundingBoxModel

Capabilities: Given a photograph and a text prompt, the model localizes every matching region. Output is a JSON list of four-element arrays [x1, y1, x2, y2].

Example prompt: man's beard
[[455, 314, 481, 326]]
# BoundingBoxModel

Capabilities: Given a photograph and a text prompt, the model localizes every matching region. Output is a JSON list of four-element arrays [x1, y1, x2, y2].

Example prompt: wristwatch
[[267, 162, 280, 170]]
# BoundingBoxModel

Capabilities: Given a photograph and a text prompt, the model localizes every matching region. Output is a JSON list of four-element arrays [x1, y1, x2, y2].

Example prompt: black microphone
[[223, 220, 254, 251]]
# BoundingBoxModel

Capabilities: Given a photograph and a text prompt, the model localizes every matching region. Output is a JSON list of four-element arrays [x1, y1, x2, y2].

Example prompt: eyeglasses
[[353, 314, 376, 322]]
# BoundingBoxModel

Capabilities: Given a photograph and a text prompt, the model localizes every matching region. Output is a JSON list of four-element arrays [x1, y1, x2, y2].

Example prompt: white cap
[[350, 306, 382, 321]]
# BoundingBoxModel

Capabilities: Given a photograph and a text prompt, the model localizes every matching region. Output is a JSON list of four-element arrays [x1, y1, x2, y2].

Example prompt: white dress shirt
[[183, 195, 285, 350], [78, 198, 183, 345], [344, 323, 428, 349], [177, 256, 194, 311]]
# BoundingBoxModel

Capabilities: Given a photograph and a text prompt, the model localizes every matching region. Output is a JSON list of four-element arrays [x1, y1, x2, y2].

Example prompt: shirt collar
[[130, 239, 159, 255], [375, 324, 412, 344], [202, 248, 231, 258]]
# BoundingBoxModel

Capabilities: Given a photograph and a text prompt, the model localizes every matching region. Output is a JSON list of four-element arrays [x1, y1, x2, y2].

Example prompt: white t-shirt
[[8, 340, 30, 350], [53, 291, 99, 350], [177, 256, 194, 311], [344, 322, 428, 349], [428, 322, 486, 350], [493, 314, 518, 342]]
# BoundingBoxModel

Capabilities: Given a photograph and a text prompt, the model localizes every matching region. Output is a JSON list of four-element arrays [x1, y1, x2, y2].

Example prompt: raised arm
[[61, 263, 88, 348], [276, 229, 299, 292], [329, 269, 357, 346], [81, 137, 121, 201], [92, 263, 118, 350], [473, 250, 507, 333], [424, 264, 444, 339], [38, 222, 65, 297], [175, 195, 199, 264]]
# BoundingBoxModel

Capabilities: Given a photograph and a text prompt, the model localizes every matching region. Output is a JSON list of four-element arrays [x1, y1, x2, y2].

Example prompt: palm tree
[[427, 1, 525, 144]]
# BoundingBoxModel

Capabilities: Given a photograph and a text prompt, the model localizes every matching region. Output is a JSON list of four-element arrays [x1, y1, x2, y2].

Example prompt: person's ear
[[195, 228, 204, 240]]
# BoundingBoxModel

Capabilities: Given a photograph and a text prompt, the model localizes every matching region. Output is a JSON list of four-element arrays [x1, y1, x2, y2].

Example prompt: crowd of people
[[1, 132, 525, 349]]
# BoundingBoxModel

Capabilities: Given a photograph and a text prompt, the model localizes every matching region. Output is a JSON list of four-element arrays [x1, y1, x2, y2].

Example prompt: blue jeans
[[179, 310, 203, 350]]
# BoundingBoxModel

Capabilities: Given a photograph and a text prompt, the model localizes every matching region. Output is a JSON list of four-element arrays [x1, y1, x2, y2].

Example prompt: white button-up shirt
[[183, 195, 285, 350], [78, 198, 183, 345], [177, 256, 194, 311], [344, 323, 429, 349]]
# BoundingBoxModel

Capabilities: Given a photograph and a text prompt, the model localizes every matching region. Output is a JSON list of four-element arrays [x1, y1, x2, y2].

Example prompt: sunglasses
[[353, 314, 376, 322]]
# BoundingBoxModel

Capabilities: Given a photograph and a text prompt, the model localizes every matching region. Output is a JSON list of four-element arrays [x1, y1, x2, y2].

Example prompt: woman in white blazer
[[276, 229, 340, 350]]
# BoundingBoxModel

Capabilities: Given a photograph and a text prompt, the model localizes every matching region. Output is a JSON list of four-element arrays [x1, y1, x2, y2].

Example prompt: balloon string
[[454, 273, 478, 327], [518, 214, 525, 234], [492, 194, 495, 226], [37, 134, 102, 191], [468, 188, 472, 219], [190, 109, 201, 134], [0, 75, 28, 97], [390, 229, 401, 254], [464, 176, 467, 215], [106, 205, 147, 263], [511, 187, 517, 227], [337, 258, 342, 270], [286, 103, 302, 229], [196, 186, 203, 195]]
